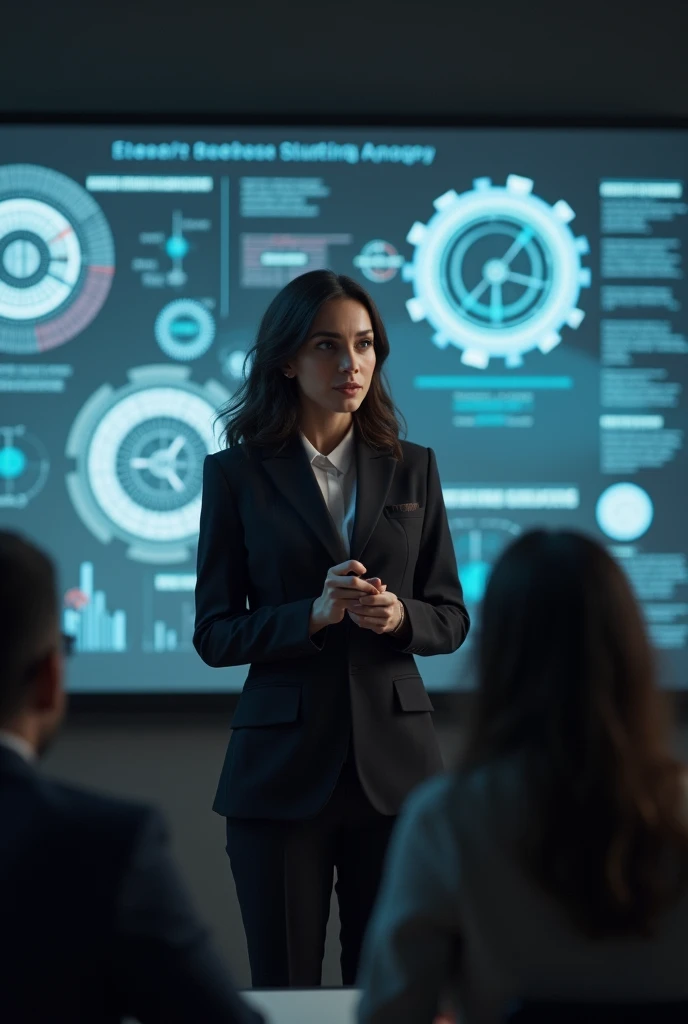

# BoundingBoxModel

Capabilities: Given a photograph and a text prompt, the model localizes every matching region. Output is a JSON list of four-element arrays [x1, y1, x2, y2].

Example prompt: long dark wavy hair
[[461, 529, 688, 938], [217, 270, 404, 457]]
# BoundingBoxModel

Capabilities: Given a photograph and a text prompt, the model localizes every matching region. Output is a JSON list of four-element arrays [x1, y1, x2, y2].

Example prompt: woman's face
[[284, 297, 377, 417]]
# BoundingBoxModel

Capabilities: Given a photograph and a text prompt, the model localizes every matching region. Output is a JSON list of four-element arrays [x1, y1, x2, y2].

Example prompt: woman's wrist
[[309, 598, 327, 636], [390, 600, 405, 634]]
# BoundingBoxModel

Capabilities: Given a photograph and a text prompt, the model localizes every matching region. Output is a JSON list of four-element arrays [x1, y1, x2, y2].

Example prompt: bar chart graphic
[[144, 572, 196, 653], [63, 561, 127, 652]]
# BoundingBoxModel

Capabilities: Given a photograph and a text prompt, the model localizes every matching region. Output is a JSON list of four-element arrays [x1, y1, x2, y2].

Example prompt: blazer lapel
[[350, 438, 397, 562], [260, 435, 348, 566]]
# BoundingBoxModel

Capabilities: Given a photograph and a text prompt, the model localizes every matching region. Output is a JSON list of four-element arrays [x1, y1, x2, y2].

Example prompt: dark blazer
[[194, 433, 469, 820], [0, 745, 261, 1024]]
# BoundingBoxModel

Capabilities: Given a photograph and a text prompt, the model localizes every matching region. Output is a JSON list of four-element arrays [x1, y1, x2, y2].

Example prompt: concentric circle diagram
[[0, 165, 115, 354], [155, 299, 216, 361], [66, 365, 229, 563], [404, 175, 591, 368], [450, 517, 521, 604], [0, 425, 50, 508]]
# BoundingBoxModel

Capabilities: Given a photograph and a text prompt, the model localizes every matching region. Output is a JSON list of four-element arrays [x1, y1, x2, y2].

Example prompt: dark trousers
[[225, 758, 396, 987]]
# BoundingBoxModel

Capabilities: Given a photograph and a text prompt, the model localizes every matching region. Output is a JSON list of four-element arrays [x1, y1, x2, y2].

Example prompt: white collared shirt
[[301, 425, 357, 556], [0, 729, 35, 763]]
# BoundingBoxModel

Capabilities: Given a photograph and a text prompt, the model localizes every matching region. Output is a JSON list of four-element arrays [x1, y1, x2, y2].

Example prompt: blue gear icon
[[403, 175, 591, 368], [65, 365, 229, 564]]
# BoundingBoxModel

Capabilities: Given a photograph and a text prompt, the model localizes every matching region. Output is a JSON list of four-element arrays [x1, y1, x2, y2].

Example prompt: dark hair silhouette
[[217, 270, 404, 457], [0, 530, 58, 724], [462, 528, 688, 938]]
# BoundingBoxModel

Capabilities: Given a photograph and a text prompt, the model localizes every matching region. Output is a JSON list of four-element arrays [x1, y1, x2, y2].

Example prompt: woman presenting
[[194, 269, 469, 988]]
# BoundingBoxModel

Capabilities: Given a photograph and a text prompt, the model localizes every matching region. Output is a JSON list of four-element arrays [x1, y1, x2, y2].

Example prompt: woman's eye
[[359, 339, 373, 349]]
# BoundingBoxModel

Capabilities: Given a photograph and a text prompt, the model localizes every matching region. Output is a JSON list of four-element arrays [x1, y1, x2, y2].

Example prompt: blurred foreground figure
[[0, 529, 262, 1024], [358, 529, 688, 1024]]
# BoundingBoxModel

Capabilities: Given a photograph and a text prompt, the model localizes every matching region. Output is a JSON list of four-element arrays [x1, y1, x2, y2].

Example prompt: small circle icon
[[155, 299, 216, 361], [3, 237, 42, 278], [353, 240, 404, 283], [596, 483, 654, 542], [0, 425, 50, 508], [166, 235, 189, 260], [0, 445, 27, 479]]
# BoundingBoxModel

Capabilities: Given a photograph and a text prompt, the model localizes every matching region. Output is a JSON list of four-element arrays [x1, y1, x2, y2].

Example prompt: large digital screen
[[0, 122, 686, 693]]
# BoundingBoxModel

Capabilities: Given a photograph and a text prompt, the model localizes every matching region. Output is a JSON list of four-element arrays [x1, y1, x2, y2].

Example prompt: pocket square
[[386, 502, 420, 512]]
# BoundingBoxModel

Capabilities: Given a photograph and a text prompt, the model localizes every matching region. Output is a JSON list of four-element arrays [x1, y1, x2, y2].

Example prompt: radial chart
[[65, 365, 229, 563], [404, 174, 591, 368], [0, 164, 115, 354], [155, 299, 216, 361]]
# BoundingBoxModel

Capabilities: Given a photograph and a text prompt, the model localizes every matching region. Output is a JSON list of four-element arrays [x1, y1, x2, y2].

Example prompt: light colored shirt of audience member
[[357, 759, 688, 1024], [0, 729, 35, 763]]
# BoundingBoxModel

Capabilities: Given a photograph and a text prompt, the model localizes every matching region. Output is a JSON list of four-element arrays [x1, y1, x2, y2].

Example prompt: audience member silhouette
[[0, 530, 262, 1024], [358, 529, 688, 1024]]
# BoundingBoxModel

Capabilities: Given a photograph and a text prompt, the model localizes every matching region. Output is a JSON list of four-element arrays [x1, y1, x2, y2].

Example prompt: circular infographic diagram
[[450, 517, 521, 604], [155, 299, 216, 361], [66, 365, 229, 563], [0, 424, 50, 508], [596, 482, 654, 542], [0, 164, 115, 354], [403, 174, 591, 369], [353, 240, 404, 283]]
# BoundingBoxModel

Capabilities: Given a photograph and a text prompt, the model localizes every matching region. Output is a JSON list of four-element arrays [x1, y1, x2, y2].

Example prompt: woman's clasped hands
[[309, 559, 404, 635]]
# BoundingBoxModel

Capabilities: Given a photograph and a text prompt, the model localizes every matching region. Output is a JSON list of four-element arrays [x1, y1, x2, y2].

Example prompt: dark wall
[[13, 0, 688, 989], [3, 1, 687, 118]]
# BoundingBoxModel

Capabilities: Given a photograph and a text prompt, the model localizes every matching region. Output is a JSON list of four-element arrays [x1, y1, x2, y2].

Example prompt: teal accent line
[[453, 400, 531, 412], [415, 376, 573, 390], [473, 415, 507, 426]]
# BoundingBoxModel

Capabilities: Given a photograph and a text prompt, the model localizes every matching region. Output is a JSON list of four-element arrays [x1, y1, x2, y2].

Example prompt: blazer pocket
[[384, 506, 425, 520], [231, 685, 301, 728], [393, 674, 434, 712]]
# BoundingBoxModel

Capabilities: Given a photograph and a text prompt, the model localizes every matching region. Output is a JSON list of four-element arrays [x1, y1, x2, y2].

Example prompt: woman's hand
[[348, 588, 404, 635], [309, 560, 382, 634]]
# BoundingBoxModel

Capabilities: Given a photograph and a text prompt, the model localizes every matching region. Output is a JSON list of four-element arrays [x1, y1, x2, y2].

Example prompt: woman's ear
[[282, 367, 295, 379]]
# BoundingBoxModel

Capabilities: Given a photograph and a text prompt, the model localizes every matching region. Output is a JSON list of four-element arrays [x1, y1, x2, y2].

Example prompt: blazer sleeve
[[113, 808, 263, 1024], [193, 453, 325, 667], [389, 447, 469, 656], [357, 779, 460, 1024]]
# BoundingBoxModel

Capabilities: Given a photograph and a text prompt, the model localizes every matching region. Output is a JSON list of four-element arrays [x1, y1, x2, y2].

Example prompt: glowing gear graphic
[[403, 175, 591, 368], [66, 365, 229, 563], [0, 164, 115, 354], [0, 424, 50, 508], [155, 299, 216, 361]]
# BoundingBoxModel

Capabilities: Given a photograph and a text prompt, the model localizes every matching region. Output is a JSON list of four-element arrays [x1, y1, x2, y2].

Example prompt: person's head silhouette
[[0, 530, 69, 757], [463, 528, 688, 938]]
